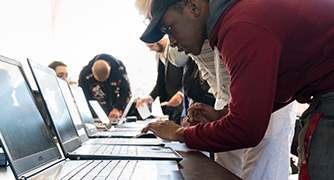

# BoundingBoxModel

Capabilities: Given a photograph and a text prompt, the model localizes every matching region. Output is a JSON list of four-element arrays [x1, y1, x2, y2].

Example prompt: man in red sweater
[[140, 0, 334, 179]]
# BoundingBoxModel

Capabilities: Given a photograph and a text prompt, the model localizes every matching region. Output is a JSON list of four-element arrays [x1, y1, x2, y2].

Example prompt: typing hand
[[181, 116, 190, 127], [141, 120, 185, 142]]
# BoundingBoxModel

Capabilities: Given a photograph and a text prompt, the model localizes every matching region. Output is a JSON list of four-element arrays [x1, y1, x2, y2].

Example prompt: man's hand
[[181, 116, 190, 127], [167, 93, 183, 107], [136, 97, 151, 108], [141, 120, 185, 142], [187, 103, 228, 125], [108, 108, 119, 118]]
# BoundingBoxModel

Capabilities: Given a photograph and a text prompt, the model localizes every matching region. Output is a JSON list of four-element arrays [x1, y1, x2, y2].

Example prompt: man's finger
[[141, 123, 152, 133]]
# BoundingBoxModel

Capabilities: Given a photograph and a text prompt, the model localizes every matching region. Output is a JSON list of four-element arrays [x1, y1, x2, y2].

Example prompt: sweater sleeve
[[184, 23, 283, 152]]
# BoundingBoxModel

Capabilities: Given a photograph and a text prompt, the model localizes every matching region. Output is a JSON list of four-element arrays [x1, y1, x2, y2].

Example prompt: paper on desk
[[137, 102, 151, 119]]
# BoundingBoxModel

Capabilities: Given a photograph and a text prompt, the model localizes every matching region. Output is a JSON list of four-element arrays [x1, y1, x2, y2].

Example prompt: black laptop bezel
[[57, 78, 90, 143], [0, 56, 63, 179], [27, 58, 82, 156], [69, 85, 100, 137]]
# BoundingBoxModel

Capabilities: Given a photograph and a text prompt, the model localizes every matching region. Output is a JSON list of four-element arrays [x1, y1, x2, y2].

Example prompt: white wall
[[0, 1, 53, 63], [0, 0, 163, 116]]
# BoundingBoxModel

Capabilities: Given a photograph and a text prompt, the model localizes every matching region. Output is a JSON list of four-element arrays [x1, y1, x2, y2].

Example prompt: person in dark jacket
[[78, 54, 131, 118], [136, 37, 187, 125]]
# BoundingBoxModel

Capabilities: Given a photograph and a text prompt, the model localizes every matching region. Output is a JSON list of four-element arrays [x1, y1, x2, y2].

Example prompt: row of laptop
[[0, 55, 183, 179]]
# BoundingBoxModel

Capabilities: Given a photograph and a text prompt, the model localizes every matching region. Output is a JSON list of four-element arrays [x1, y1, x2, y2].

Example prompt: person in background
[[48, 61, 76, 85], [136, 0, 186, 123], [140, 0, 334, 179], [136, 37, 188, 125], [135, 0, 152, 20], [78, 53, 131, 119]]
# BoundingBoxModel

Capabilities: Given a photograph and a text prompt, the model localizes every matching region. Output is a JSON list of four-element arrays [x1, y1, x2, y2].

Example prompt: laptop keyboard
[[87, 145, 138, 155], [90, 138, 122, 144], [93, 131, 138, 137], [61, 160, 137, 179]]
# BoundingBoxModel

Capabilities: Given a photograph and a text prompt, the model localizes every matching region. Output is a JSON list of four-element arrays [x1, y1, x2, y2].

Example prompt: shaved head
[[92, 60, 111, 82]]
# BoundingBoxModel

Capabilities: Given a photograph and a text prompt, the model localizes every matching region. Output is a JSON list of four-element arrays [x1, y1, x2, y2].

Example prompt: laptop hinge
[[18, 158, 64, 179]]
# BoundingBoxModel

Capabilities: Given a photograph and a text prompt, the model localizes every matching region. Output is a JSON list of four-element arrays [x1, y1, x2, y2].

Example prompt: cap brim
[[140, 9, 166, 43]]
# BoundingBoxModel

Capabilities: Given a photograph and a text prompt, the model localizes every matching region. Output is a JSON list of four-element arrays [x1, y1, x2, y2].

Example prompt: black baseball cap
[[140, 0, 182, 43]]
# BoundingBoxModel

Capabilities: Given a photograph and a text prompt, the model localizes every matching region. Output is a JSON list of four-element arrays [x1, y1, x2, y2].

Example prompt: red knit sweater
[[184, 0, 334, 152]]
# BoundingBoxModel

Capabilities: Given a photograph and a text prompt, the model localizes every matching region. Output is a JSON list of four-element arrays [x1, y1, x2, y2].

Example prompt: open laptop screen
[[32, 67, 78, 141], [117, 96, 135, 125], [69, 85, 98, 136], [89, 100, 111, 124], [0, 56, 61, 177], [57, 78, 88, 142], [88, 96, 135, 126], [28, 59, 81, 154]]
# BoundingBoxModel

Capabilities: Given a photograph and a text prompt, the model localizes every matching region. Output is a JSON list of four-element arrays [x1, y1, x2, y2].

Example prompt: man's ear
[[188, 0, 200, 17]]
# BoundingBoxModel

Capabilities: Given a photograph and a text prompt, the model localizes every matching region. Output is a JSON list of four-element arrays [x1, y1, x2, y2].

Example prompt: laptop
[[89, 95, 139, 126], [69, 85, 149, 138], [0, 55, 183, 180], [27, 58, 182, 161], [57, 78, 164, 146], [89, 100, 114, 124]]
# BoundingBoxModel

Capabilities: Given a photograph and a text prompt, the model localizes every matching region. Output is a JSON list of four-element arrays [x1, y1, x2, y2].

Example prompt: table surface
[[166, 143, 242, 180]]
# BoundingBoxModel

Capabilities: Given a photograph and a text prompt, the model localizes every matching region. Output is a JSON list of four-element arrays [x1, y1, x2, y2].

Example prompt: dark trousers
[[298, 92, 334, 179]]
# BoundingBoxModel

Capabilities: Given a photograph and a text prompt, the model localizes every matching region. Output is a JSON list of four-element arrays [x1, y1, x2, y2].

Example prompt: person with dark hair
[[48, 61, 76, 85], [140, 0, 334, 179], [136, 38, 187, 125], [78, 54, 131, 119]]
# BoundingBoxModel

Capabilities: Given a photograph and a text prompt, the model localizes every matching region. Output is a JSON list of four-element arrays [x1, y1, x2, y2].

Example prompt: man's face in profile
[[55, 65, 69, 82], [146, 42, 164, 53], [159, 0, 208, 55]]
